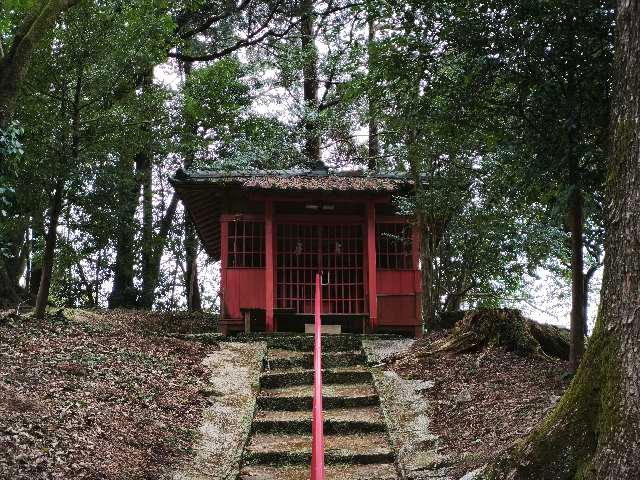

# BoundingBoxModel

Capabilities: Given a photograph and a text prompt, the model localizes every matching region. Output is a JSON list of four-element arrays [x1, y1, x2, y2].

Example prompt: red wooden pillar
[[265, 199, 275, 332], [220, 220, 229, 335], [366, 201, 377, 332]]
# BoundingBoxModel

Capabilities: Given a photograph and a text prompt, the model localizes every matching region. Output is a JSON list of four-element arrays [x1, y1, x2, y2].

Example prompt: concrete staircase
[[239, 336, 399, 480]]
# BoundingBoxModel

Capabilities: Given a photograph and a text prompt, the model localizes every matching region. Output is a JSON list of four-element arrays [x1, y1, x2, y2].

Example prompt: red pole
[[311, 273, 325, 480]]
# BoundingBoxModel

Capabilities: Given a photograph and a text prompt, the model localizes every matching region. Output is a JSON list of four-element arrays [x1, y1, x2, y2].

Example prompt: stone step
[[243, 433, 394, 466], [257, 383, 379, 411], [265, 350, 365, 370], [244, 334, 364, 353], [260, 367, 372, 389], [239, 463, 399, 479], [255, 406, 384, 423], [252, 406, 386, 434]]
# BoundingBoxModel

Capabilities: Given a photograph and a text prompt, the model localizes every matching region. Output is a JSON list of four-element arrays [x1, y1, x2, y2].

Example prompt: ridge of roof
[[171, 167, 417, 181]]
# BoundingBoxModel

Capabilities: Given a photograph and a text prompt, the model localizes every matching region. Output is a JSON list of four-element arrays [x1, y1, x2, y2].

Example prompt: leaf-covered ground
[[388, 330, 570, 478], [0, 309, 218, 480]]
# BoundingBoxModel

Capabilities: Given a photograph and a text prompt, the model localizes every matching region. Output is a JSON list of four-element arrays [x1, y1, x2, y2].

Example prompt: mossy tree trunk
[[482, 2, 640, 478]]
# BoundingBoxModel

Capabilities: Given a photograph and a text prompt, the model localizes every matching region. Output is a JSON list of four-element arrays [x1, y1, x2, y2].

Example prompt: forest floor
[[0, 308, 218, 480], [387, 330, 570, 478], [0, 309, 571, 480]]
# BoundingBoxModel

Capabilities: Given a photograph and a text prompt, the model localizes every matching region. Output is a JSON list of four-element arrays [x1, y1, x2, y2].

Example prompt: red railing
[[311, 272, 325, 480]]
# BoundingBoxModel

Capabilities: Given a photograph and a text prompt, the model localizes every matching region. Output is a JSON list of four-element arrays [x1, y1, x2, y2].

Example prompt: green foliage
[[181, 57, 303, 171], [183, 58, 250, 128], [443, 0, 612, 279], [0, 122, 24, 159], [1, 0, 611, 316]]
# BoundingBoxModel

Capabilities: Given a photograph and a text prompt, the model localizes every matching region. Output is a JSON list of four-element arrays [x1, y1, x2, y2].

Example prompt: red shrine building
[[171, 164, 423, 336]]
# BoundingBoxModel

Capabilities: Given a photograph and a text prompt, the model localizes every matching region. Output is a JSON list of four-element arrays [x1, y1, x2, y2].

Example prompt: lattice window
[[227, 221, 265, 268], [376, 223, 413, 269], [275, 223, 365, 314]]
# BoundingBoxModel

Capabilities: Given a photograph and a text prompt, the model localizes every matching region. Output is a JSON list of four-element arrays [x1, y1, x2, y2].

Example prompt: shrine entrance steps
[[239, 335, 399, 480]]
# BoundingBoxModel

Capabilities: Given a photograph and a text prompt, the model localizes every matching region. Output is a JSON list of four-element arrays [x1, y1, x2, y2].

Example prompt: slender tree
[[181, 60, 202, 312], [367, 16, 380, 170]]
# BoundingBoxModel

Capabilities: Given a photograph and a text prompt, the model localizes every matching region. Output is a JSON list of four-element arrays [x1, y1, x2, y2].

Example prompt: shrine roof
[[169, 167, 418, 193]]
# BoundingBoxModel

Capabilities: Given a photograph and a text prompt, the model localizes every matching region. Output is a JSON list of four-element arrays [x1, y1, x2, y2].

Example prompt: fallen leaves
[[389, 330, 570, 478], [0, 309, 218, 480]]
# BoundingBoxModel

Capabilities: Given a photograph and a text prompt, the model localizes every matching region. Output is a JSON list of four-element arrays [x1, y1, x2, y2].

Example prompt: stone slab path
[[239, 336, 400, 480]]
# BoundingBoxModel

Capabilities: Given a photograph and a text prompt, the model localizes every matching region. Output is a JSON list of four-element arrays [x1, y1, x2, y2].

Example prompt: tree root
[[428, 309, 570, 360]]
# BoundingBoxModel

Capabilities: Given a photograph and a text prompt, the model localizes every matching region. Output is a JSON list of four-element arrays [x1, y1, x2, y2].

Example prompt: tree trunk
[[420, 219, 436, 330], [583, 263, 599, 334], [34, 65, 81, 318], [0, 224, 30, 303], [34, 178, 64, 318], [482, 2, 640, 477], [367, 17, 380, 171], [181, 60, 202, 312], [0, 0, 79, 128], [138, 69, 155, 310], [137, 67, 180, 310], [28, 214, 44, 295], [301, 0, 320, 163], [567, 185, 586, 373], [140, 193, 179, 309], [406, 129, 433, 333], [139, 146, 154, 309], [108, 154, 140, 308], [0, 259, 19, 305], [185, 219, 202, 311], [4, 228, 29, 287]]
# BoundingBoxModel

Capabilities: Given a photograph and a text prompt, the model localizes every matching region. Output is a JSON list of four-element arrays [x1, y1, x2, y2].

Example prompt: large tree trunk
[[108, 154, 140, 309], [34, 178, 64, 318], [567, 184, 586, 373], [0, 228, 26, 304], [301, 0, 320, 163], [482, 2, 640, 477], [0, 0, 78, 128], [4, 228, 28, 285]]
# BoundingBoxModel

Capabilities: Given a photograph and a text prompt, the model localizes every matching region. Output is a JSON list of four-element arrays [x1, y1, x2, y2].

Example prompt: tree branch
[[170, 6, 299, 62]]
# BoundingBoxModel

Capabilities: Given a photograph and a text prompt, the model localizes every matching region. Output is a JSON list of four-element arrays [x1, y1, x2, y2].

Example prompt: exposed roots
[[429, 309, 569, 359]]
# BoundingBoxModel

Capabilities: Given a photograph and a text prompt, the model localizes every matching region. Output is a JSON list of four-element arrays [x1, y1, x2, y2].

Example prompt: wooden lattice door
[[276, 223, 365, 314]]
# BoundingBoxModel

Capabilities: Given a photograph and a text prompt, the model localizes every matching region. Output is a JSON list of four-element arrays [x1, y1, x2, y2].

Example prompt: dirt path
[[172, 341, 266, 480]]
